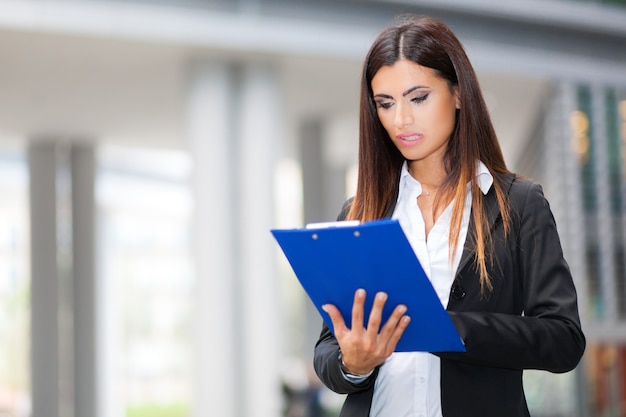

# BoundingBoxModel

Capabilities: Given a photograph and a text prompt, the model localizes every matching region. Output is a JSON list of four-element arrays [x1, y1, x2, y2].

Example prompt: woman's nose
[[394, 103, 413, 128]]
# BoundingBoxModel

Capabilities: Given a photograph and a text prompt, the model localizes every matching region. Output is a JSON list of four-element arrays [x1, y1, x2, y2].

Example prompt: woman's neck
[[408, 159, 447, 189]]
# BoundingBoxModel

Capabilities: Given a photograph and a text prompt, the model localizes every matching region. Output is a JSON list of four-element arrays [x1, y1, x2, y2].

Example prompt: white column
[[29, 141, 100, 417], [187, 61, 239, 417], [299, 119, 335, 358], [299, 116, 357, 359], [71, 143, 99, 417], [28, 142, 60, 417], [188, 60, 283, 417], [238, 64, 283, 417]]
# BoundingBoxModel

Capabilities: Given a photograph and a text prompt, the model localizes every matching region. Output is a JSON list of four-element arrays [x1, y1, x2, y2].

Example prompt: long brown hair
[[347, 14, 511, 293]]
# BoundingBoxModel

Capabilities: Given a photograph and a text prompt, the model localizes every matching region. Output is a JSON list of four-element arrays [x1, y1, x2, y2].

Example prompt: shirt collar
[[399, 160, 493, 195], [475, 160, 493, 195]]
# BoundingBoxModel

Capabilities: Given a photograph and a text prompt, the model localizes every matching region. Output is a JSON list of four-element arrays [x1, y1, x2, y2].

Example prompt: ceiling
[[0, 25, 548, 172]]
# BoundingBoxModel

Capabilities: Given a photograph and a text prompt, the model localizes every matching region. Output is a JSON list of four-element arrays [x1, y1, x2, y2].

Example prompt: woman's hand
[[322, 289, 411, 375]]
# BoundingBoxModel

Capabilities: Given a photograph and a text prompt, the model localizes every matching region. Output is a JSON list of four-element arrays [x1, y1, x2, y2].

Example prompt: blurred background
[[0, 0, 625, 416]]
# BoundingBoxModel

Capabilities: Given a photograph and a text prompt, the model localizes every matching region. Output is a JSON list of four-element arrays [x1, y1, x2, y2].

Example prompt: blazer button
[[451, 284, 466, 300]]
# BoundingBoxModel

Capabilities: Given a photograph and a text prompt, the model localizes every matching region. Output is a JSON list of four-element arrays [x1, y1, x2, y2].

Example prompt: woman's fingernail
[[322, 305, 329, 312], [398, 305, 407, 314]]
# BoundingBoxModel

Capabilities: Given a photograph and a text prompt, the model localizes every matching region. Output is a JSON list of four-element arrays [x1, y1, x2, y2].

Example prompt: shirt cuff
[[338, 351, 374, 383]]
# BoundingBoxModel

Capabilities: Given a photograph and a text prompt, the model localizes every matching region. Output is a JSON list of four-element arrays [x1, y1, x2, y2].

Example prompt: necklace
[[423, 187, 439, 196]]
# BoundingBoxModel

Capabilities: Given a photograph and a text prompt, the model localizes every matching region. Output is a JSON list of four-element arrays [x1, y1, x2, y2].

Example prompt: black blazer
[[313, 173, 586, 417]]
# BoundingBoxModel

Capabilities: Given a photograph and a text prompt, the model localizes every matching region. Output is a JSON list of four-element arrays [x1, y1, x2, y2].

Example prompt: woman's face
[[371, 59, 459, 167]]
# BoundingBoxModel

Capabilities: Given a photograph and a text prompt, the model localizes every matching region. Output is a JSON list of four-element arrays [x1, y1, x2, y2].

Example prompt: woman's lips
[[396, 132, 423, 142]]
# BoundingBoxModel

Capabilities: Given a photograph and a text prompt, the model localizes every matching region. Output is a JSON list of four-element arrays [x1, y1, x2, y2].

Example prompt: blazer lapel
[[455, 173, 516, 277]]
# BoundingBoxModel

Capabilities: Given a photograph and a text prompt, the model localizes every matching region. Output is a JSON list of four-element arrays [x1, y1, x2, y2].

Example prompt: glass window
[[96, 146, 193, 417], [0, 149, 30, 417]]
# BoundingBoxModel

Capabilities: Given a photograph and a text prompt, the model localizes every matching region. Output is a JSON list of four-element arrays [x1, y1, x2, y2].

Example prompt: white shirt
[[369, 161, 493, 417]]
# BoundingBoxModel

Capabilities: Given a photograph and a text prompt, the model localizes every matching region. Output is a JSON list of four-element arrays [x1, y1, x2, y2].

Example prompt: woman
[[313, 14, 585, 417]]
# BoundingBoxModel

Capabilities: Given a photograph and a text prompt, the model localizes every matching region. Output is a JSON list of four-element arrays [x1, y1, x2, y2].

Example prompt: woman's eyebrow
[[403, 86, 428, 96], [374, 85, 429, 99]]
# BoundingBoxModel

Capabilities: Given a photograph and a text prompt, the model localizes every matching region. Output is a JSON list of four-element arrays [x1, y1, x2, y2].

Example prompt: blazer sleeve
[[437, 180, 586, 373], [313, 323, 379, 394]]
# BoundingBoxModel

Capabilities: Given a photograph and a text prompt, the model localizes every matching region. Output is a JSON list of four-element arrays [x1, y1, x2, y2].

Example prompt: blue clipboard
[[271, 219, 465, 352]]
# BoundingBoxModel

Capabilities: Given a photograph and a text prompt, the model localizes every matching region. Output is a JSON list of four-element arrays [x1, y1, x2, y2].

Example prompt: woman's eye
[[411, 94, 429, 104], [376, 101, 394, 109]]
